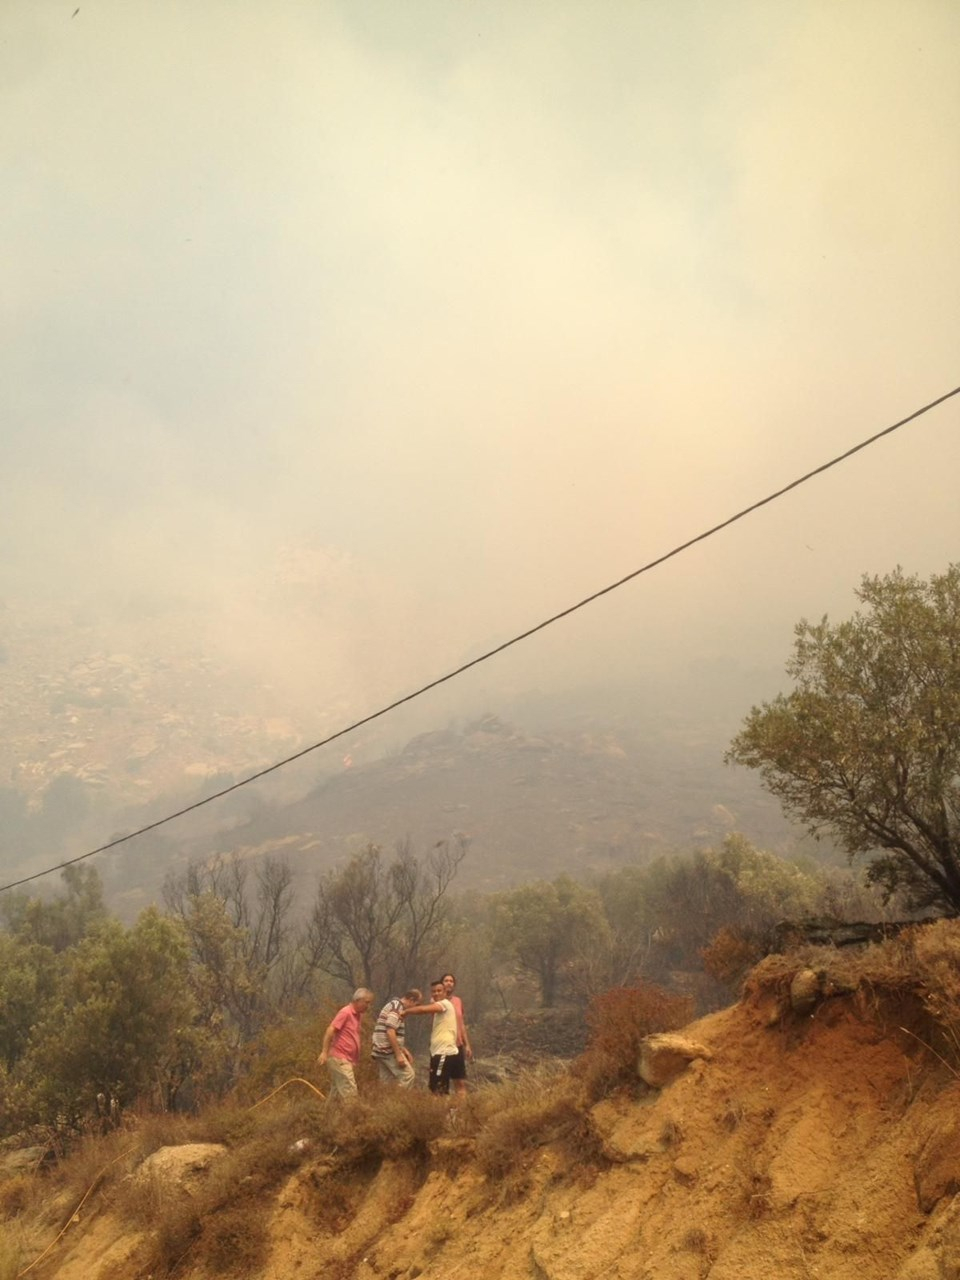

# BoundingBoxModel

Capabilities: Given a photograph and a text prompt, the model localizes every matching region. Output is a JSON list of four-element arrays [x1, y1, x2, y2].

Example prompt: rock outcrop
[[637, 1032, 713, 1087]]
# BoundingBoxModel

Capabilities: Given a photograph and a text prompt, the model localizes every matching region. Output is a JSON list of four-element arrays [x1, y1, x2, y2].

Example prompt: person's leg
[[447, 1050, 467, 1097], [327, 1056, 358, 1099], [378, 1057, 416, 1088], [429, 1054, 450, 1095]]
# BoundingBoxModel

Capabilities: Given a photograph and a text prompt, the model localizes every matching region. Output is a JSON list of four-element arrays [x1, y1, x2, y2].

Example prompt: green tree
[[0, 934, 60, 1071], [728, 566, 960, 912], [2, 865, 106, 952], [611, 838, 823, 979], [23, 908, 196, 1122], [492, 874, 609, 1007]]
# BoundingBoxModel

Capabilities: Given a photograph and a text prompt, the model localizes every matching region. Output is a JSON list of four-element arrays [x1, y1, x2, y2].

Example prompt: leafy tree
[[308, 837, 468, 996], [0, 934, 60, 1071], [728, 566, 960, 912], [491, 874, 609, 1007], [2, 865, 107, 952], [436, 888, 500, 1023], [584, 836, 831, 1003], [624, 838, 823, 975], [708, 833, 824, 924], [589, 864, 666, 991], [22, 908, 196, 1122]]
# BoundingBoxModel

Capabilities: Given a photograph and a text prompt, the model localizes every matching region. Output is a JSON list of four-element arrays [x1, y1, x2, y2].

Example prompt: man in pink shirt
[[317, 987, 374, 1099]]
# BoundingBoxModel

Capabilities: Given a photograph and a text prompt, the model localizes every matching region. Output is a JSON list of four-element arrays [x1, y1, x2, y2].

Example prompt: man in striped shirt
[[371, 989, 422, 1088]]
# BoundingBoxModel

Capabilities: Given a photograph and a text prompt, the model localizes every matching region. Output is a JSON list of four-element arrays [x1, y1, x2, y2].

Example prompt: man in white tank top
[[400, 979, 460, 1095]]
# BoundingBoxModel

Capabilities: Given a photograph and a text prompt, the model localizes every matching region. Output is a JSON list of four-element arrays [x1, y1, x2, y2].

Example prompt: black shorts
[[428, 1051, 463, 1094]]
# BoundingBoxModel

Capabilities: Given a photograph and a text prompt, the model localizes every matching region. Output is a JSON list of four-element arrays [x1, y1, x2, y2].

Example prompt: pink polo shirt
[[329, 1003, 363, 1064]]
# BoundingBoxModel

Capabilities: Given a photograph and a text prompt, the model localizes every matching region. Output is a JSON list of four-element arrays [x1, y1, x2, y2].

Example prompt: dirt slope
[[252, 998, 949, 1280], [20, 941, 960, 1280]]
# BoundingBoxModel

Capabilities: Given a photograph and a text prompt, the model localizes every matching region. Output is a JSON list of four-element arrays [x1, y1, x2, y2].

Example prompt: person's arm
[[317, 1019, 337, 1066], [385, 1026, 408, 1065], [460, 1005, 473, 1062], [400, 1001, 444, 1018]]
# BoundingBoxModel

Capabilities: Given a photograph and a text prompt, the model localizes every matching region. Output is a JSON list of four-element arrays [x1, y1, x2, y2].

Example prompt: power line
[[2, 383, 957, 894]]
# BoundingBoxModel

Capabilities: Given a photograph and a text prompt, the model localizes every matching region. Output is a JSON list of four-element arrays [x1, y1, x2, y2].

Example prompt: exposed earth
[[6, 925, 960, 1280]]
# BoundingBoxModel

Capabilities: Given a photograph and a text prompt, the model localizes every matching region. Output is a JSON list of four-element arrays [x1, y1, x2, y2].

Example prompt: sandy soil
[[16, 961, 960, 1280]]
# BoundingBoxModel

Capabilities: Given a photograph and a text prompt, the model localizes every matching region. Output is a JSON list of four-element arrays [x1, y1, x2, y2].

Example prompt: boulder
[[637, 1034, 712, 1088], [0, 1146, 45, 1179], [134, 1143, 227, 1194], [789, 968, 822, 1015]]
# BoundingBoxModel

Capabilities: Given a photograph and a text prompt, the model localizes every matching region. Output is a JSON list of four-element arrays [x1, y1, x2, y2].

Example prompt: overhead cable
[[1, 382, 957, 894]]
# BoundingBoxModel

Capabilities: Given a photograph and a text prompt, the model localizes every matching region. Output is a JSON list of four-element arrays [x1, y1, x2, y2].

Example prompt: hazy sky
[[3, 0, 959, 743]]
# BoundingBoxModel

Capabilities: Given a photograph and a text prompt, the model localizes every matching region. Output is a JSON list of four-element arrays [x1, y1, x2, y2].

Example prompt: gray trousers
[[375, 1055, 416, 1088]]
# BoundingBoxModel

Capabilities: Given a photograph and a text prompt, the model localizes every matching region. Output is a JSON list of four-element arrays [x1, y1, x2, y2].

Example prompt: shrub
[[701, 927, 763, 987], [575, 982, 693, 1100], [235, 1006, 332, 1104], [198, 1203, 270, 1276], [120, 1103, 309, 1277], [321, 1088, 447, 1164], [0, 1174, 34, 1219]]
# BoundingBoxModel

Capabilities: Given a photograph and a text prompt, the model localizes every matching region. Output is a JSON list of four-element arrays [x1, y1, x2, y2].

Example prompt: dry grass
[[115, 1099, 315, 1275], [659, 1117, 684, 1148], [5, 1082, 445, 1279], [746, 1173, 773, 1219], [0, 1226, 23, 1280], [319, 1087, 448, 1165], [743, 918, 960, 1070], [471, 1067, 606, 1193], [681, 1225, 710, 1252], [574, 982, 694, 1101], [103, 1086, 447, 1275], [0, 1174, 34, 1220]]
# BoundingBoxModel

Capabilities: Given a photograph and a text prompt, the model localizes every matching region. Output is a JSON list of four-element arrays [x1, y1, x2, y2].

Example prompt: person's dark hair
[[442, 972, 456, 983], [431, 979, 446, 989]]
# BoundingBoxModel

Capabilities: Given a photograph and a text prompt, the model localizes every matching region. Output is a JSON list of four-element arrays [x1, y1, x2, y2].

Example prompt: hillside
[[99, 709, 821, 916], [1, 595, 813, 907], [183, 712, 807, 896], [5, 923, 960, 1280]]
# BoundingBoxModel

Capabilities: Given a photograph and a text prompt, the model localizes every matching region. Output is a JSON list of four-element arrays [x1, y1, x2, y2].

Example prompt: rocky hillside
[[5, 922, 960, 1280], [195, 712, 802, 897]]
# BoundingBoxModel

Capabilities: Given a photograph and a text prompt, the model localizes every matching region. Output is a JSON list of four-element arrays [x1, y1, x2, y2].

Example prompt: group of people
[[317, 972, 473, 1100]]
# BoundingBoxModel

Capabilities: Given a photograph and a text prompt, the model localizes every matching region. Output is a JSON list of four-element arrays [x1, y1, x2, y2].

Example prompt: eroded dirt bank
[[16, 932, 960, 1280]]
